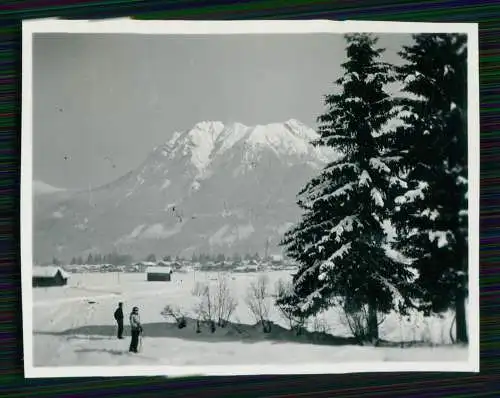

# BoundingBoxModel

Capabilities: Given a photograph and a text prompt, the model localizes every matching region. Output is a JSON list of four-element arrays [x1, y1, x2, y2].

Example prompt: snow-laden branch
[[345, 97, 364, 104], [421, 208, 440, 221], [370, 188, 385, 207], [318, 243, 352, 278], [395, 181, 429, 205], [317, 183, 354, 202], [369, 157, 391, 173], [325, 161, 359, 173], [294, 218, 336, 238], [358, 170, 372, 187], [389, 175, 408, 189], [299, 285, 329, 313], [456, 175, 468, 186], [296, 242, 352, 286], [428, 230, 451, 248], [384, 245, 415, 266], [330, 216, 362, 242], [294, 264, 319, 286], [383, 156, 404, 164], [375, 273, 407, 309]]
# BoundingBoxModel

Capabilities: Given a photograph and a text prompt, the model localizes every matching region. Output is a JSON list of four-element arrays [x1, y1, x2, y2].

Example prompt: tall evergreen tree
[[390, 34, 469, 343], [278, 34, 414, 342]]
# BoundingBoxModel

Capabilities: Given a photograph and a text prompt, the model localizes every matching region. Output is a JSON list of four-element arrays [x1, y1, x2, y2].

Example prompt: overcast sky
[[32, 32, 413, 189]]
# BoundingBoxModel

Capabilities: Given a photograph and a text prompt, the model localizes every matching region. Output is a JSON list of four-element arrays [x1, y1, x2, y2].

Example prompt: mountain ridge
[[33, 119, 339, 263]]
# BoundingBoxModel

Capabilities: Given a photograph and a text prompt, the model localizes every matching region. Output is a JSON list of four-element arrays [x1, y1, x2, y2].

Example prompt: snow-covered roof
[[33, 266, 70, 279], [136, 261, 156, 266], [146, 266, 172, 274]]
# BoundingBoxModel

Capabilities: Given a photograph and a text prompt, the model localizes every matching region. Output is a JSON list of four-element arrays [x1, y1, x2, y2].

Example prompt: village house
[[146, 266, 173, 282], [156, 259, 171, 267], [134, 261, 156, 273], [33, 266, 70, 288]]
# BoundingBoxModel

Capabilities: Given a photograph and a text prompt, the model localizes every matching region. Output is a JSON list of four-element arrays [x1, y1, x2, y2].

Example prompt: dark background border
[[0, 1, 497, 396]]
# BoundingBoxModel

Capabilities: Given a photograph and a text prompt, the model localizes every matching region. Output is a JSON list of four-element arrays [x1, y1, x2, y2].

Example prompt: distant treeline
[[51, 250, 266, 266], [66, 251, 134, 266], [144, 252, 264, 263], [191, 252, 262, 263]]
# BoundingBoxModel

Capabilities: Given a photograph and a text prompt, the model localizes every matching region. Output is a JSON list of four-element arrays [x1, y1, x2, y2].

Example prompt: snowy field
[[32, 270, 468, 369]]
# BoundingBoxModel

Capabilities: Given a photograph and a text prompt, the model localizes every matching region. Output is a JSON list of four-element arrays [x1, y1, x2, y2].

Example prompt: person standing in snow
[[129, 306, 143, 353], [114, 302, 124, 339]]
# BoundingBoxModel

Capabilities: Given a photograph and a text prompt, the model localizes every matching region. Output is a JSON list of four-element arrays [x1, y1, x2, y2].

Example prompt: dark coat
[[114, 307, 124, 322]]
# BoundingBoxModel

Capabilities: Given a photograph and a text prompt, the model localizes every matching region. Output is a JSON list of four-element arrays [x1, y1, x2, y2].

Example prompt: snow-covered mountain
[[33, 119, 339, 262]]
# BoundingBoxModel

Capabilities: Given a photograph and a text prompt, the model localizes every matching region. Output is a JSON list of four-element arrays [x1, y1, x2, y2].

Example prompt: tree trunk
[[455, 237, 468, 345], [455, 290, 468, 344], [367, 301, 379, 344]]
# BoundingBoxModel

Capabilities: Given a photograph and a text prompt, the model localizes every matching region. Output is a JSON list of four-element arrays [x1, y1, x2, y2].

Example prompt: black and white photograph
[[21, 19, 479, 378]]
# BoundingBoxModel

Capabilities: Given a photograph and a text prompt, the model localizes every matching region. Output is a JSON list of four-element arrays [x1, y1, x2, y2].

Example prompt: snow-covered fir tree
[[390, 34, 469, 343], [278, 34, 414, 342]]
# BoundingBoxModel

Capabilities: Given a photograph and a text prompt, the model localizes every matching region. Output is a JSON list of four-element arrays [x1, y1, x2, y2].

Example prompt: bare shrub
[[274, 278, 307, 335], [339, 300, 386, 345], [192, 273, 237, 332], [192, 283, 216, 332], [311, 314, 331, 334], [246, 275, 272, 333], [214, 273, 237, 327], [421, 317, 432, 344], [340, 305, 369, 343], [161, 304, 187, 329], [396, 313, 406, 347]]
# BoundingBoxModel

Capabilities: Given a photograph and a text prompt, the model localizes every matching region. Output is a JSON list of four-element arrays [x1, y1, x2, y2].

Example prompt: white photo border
[[21, 18, 480, 378]]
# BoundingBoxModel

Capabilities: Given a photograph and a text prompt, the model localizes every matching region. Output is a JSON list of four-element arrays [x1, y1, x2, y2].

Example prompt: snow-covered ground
[[32, 270, 469, 370]]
